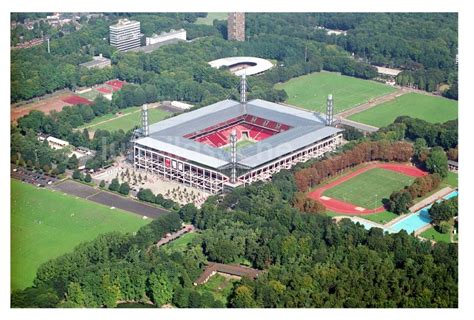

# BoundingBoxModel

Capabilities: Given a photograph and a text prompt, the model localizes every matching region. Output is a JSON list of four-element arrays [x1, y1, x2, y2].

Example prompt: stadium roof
[[135, 99, 342, 169], [208, 56, 274, 76]]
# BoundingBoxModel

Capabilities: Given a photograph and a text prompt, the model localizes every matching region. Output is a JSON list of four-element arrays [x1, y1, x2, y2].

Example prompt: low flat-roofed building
[[79, 54, 111, 69], [375, 66, 402, 77], [171, 101, 193, 110], [146, 29, 186, 46], [448, 160, 458, 172], [46, 136, 70, 150], [194, 262, 262, 285]]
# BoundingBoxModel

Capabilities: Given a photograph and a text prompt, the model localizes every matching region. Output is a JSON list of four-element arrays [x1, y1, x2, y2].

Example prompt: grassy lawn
[[443, 172, 458, 188], [82, 108, 170, 133], [77, 106, 139, 129], [161, 232, 200, 253], [11, 179, 149, 291], [195, 13, 228, 25], [420, 226, 451, 243], [325, 210, 398, 225], [196, 273, 237, 305], [348, 93, 458, 127], [323, 168, 415, 209], [274, 72, 396, 113]]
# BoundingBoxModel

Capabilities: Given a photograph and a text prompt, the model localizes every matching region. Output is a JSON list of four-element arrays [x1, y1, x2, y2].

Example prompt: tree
[[426, 148, 448, 178], [179, 203, 198, 223], [99, 180, 106, 188], [386, 190, 413, 214], [72, 169, 81, 180], [66, 282, 86, 307], [108, 178, 120, 192], [230, 285, 256, 308], [429, 197, 458, 225], [147, 271, 173, 306], [118, 182, 130, 195], [137, 188, 155, 203], [67, 154, 79, 169], [84, 173, 92, 183], [101, 274, 121, 308]]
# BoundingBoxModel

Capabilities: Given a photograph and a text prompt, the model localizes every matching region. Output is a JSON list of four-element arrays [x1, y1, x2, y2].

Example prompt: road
[[51, 180, 170, 219]]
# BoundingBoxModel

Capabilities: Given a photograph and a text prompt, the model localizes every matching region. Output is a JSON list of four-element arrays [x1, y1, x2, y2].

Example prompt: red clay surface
[[97, 87, 112, 94], [11, 93, 73, 122], [106, 79, 125, 89], [308, 162, 428, 215], [61, 95, 93, 105]]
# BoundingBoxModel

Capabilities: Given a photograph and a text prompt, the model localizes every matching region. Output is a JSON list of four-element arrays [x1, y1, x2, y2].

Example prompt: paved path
[[408, 187, 454, 213], [336, 88, 407, 118], [52, 180, 170, 218], [339, 118, 379, 132]]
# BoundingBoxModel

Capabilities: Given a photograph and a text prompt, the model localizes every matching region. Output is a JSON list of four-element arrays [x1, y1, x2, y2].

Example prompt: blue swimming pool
[[353, 190, 458, 234]]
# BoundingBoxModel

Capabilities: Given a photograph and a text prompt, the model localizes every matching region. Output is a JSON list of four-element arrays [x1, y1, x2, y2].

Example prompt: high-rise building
[[109, 19, 142, 51], [227, 13, 245, 41]]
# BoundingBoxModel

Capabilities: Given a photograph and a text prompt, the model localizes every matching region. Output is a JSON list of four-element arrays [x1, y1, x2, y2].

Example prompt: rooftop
[[79, 56, 111, 68], [194, 263, 262, 285], [135, 99, 342, 169], [208, 56, 274, 76]]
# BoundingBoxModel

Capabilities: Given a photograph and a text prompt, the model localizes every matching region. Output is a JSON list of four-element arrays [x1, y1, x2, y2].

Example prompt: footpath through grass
[[348, 93, 458, 127], [323, 168, 415, 209], [274, 72, 396, 113], [11, 179, 149, 291]]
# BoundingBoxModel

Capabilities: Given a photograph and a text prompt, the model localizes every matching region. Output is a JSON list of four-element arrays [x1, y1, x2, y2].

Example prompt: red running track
[[307, 162, 427, 215]]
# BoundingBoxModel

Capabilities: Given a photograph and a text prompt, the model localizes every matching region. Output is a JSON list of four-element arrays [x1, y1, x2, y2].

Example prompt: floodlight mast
[[326, 94, 334, 126], [230, 129, 237, 183], [141, 104, 149, 137]]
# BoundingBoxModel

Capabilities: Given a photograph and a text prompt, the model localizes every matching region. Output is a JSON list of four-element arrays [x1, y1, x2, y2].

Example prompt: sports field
[[222, 138, 256, 151], [274, 72, 396, 113], [11, 179, 149, 290], [195, 13, 228, 25], [348, 93, 458, 127], [323, 168, 416, 210], [81, 107, 170, 133]]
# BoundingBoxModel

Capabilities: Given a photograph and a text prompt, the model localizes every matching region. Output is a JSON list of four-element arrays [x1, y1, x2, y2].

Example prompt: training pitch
[[80, 107, 170, 133], [348, 92, 458, 127], [309, 163, 427, 214], [11, 179, 149, 290], [274, 72, 396, 113]]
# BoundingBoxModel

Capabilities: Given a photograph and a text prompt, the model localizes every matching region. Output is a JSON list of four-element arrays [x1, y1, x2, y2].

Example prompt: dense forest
[[11, 169, 458, 308], [245, 13, 457, 96]]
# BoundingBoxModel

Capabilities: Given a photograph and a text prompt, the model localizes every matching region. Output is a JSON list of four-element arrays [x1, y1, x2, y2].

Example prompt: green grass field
[[222, 138, 256, 151], [348, 93, 458, 127], [420, 226, 451, 243], [78, 89, 100, 101], [161, 232, 201, 253], [274, 72, 396, 113], [326, 210, 398, 224], [443, 172, 458, 188], [81, 107, 170, 133], [195, 13, 228, 25], [11, 179, 149, 290], [196, 273, 237, 305], [323, 168, 416, 209]]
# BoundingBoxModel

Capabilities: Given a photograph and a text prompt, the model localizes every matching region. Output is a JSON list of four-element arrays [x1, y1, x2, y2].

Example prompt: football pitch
[[322, 168, 416, 209], [274, 72, 396, 113], [11, 179, 149, 290], [348, 93, 458, 127], [80, 107, 170, 133]]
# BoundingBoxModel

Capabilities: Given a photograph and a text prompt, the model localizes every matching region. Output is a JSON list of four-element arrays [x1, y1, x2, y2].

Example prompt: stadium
[[133, 77, 343, 194]]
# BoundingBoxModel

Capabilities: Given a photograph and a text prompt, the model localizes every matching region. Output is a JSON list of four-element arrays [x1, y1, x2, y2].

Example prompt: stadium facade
[[133, 79, 343, 194]]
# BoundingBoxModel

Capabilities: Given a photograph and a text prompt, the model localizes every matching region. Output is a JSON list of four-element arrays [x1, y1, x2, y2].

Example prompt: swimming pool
[[353, 190, 458, 234]]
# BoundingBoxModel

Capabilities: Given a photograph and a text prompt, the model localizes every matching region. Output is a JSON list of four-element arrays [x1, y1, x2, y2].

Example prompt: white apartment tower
[[109, 19, 142, 51]]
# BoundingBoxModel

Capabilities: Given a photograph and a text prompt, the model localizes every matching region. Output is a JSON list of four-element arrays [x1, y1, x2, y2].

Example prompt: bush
[[439, 221, 452, 234], [108, 178, 120, 192], [72, 169, 81, 180], [99, 180, 105, 188], [118, 182, 130, 195], [84, 173, 92, 183]]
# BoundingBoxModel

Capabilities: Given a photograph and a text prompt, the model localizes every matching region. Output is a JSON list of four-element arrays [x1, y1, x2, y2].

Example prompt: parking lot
[[11, 165, 59, 187]]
